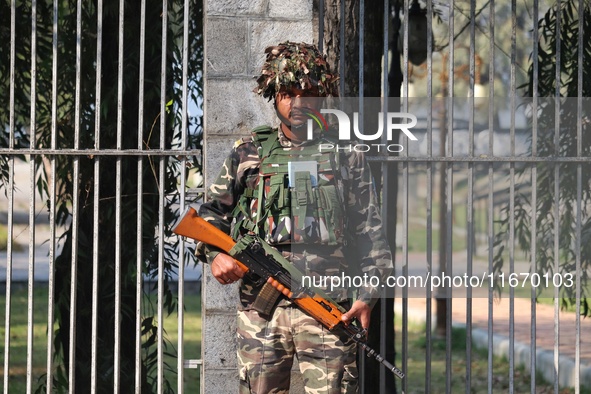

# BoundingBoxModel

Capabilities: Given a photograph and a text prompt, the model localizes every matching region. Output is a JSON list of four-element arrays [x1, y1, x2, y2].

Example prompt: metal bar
[[553, 160, 560, 394], [90, 159, 101, 393], [113, 0, 126, 391], [365, 156, 591, 163], [530, 0, 539, 392], [3, 165, 15, 394], [425, 0, 434, 392], [157, 163, 166, 394], [339, 0, 345, 96], [445, 4, 454, 392], [46, 0, 60, 391], [178, 0, 191, 391], [553, 2, 562, 392], [201, 0, 209, 386], [401, 1, 410, 393], [465, 2, 476, 392], [487, 0, 495, 391], [357, 2, 366, 391], [90, 1, 104, 392], [508, 0, 517, 391], [575, 2, 584, 393], [0, 148, 202, 156], [359, 0, 364, 99], [370, 148, 589, 160], [4, 148, 589, 163], [135, 0, 146, 392], [158, 2, 168, 392], [3, 2, 17, 390], [184, 359, 203, 368], [133, 100, 145, 389], [380, 0, 389, 391], [26, 1, 38, 392], [68, 0, 84, 389]]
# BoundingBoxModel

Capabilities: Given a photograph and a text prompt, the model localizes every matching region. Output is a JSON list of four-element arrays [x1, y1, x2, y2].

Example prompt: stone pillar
[[202, 0, 316, 392]]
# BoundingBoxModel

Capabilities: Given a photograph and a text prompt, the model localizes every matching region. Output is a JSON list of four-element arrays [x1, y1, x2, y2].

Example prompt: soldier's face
[[275, 87, 321, 135]]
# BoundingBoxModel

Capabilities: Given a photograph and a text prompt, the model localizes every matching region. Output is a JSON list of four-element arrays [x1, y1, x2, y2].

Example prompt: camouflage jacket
[[197, 127, 393, 309]]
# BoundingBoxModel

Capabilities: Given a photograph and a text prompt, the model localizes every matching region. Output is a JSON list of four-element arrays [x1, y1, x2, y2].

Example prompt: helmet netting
[[254, 41, 339, 100]]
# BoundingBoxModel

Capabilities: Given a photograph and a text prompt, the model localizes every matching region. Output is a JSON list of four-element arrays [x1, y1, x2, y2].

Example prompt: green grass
[[403, 221, 468, 253], [162, 291, 202, 392], [0, 224, 25, 253], [0, 285, 49, 393], [0, 285, 202, 393], [0, 224, 8, 251], [396, 319, 591, 394], [3, 285, 590, 393]]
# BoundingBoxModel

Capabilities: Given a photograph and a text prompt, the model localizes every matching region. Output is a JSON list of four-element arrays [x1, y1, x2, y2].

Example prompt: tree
[[494, 0, 591, 314], [0, 1, 202, 391]]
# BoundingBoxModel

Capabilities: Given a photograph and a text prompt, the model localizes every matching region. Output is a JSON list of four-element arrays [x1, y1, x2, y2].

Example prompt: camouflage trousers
[[237, 304, 358, 394]]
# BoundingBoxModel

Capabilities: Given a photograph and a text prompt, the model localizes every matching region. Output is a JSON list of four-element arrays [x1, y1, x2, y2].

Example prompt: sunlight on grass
[[395, 317, 590, 394], [0, 285, 50, 393], [3, 284, 589, 393], [162, 290, 202, 392], [0, 284, 202, 393]]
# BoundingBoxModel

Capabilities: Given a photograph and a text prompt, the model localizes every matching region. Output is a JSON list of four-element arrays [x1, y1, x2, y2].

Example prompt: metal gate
[[1, 0, 203, 393], [318, 0, 590, 393]]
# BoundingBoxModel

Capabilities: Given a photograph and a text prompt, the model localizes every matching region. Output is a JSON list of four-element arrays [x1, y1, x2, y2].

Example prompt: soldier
[[197, 41, 393, 393]]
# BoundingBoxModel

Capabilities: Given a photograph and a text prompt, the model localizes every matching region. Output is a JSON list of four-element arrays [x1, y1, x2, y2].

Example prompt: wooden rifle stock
[[172, 206, 249, 272]]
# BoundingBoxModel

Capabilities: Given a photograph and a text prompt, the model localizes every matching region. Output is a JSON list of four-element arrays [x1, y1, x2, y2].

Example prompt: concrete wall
[[202, 0, 316, 392]]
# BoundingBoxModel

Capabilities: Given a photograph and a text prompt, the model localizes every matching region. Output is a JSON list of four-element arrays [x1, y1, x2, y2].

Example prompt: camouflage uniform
[[197, 127, 393, 393]]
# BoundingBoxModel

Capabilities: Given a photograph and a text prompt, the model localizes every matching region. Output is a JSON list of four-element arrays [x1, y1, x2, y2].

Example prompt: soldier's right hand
[[211, 253, 245, 285]]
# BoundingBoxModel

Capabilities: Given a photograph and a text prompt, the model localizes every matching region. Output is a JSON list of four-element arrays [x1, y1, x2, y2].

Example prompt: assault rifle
[[173, 206, 404, 380]]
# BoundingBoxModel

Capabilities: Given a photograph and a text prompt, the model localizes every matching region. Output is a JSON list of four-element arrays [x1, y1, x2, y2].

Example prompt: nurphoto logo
[[304, 107, 418, 153]]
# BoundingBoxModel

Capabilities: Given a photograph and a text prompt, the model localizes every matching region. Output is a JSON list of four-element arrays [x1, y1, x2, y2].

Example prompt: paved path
[[405, 297, 591, 363], [402, 252, 591, 389]]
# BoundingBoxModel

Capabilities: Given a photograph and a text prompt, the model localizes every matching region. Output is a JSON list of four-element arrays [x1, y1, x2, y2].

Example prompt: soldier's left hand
[[341, 300, 371, 331]]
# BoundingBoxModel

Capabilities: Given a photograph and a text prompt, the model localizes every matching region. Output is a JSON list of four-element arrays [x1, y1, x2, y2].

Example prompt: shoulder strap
[[230, 126, 277, 239], [251, 125, 278, 159]]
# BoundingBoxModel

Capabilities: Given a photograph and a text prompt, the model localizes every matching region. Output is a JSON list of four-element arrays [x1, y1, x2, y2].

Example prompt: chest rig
[[231, 126, 347, 246]]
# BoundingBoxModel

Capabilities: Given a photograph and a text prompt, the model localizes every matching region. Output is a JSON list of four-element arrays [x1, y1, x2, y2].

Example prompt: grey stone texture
[[204, 78, 276, 136], [206, 0, 267, 16], [202, 308, 239, 368], [203, 0, 315, 391], [206, 19, 248, 75], [201, 368, 239, 393], [268, 0, 314, 19]]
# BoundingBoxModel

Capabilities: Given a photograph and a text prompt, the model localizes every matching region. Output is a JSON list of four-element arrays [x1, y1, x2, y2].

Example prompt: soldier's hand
[[211, 253, 245, 285], [341, 300, 371, 331]]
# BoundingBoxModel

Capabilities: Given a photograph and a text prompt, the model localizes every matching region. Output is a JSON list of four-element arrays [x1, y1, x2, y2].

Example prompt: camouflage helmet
[[254, 41, 339, 100]]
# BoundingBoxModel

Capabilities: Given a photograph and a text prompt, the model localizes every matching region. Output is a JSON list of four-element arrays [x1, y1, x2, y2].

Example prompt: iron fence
[[1, 0, 590, 393], [1, 0, 202, 393]]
